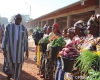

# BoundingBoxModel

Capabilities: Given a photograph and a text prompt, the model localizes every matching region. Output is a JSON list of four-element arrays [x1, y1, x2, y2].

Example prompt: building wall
[[48, 19, 54, 26], [26, 0, 99, 31]]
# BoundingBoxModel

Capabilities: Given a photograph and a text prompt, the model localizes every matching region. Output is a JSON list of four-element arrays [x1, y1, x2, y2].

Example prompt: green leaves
[[39, 38, 49, 44], [34, 27, 41, 32], [51, 37, 66, 47], [75, 50, 100, 74], [86, 69, 100, 80]]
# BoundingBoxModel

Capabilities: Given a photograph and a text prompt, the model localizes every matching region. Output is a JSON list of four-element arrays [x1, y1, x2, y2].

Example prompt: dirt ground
[[0, 35, 42, 80]]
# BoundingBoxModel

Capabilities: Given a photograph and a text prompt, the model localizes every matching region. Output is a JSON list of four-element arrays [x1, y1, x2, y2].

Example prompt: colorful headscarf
[[74, 20, 86, 29], [67, 27, 75, 33], [42, 24, 48, 33], [87, 14, 100, 29], [47, 26, 52, 29], [43, 26, 47, 31], [52, 23, 60, 29], [52, 23, 61, 34]]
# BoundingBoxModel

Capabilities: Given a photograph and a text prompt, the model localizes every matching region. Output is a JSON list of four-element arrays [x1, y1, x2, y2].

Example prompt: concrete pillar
[[95, 8, 100, 14], [54, 18, 57, 23], [41, 21, 43, 29], [33, 23, 34, 28], [67, 15, 71, 28], [95, 0, 100, 14], [32, 23, 33, 28], [37, 22, 39, 27], [99, 0, 100, 13], [34, 23, 36, 28], [28, 23, 29, 28], [46, 20, 48, 25], [36, 22, 38, 27]]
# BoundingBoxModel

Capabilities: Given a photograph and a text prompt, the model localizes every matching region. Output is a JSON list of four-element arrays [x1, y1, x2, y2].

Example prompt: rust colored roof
[[30, 0, 99, 22]]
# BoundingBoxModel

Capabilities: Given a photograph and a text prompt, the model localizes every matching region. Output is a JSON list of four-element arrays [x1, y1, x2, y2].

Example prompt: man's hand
[[3, 49, 7, 58], [25, 51, 29, 59]]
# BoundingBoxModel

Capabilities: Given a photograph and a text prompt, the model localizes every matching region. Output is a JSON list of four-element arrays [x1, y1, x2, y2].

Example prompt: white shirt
[[15, 25, 20, 41]]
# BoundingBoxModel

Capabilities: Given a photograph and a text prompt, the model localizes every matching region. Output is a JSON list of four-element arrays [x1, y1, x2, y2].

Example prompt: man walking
[[2, 14, 28, 80]]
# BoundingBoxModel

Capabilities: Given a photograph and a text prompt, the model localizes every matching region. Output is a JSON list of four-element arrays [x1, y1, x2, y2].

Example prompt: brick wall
[[32, 0, 98, 21], [26, 0, 99, 28]]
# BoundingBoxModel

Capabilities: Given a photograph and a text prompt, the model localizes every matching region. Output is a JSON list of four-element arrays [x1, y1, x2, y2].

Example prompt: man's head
[[14, 14, 22, 25]]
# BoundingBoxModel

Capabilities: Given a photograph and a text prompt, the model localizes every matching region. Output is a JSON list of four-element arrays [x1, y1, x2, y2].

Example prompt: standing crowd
[[33, 14, 100, 80], [0, 13, 100, 80]]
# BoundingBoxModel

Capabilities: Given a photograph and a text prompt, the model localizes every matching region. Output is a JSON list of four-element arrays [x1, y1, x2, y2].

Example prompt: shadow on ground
[[0, 73, 7, 80], [24, 58, 36, 65], [0, 63, 7, 80], [20, 70, 38, 80]]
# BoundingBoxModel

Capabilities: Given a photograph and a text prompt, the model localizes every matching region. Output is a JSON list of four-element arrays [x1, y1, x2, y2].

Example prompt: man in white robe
[[2, 14, 28, 80]]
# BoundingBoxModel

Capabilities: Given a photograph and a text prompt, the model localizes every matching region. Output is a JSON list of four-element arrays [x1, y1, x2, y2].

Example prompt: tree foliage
[[0, 16, 8, 25]]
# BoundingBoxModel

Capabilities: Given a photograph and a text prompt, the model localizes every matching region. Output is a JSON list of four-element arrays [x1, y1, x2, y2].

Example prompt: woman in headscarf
[[61, 27, 77, 80], [50, 23, 61, 41], [73, 20, 86, 51], [38, 26, 52, 78], [61, 22, 86, 79], [45, 23, 61, 80], [42, 25, 48, 38], [55, 27, 75, 80], [80, 14, 100, 51], [36, 25, 47, 71], [55, 20, 86, 79], [47, 26, 52, 35], [67, 27, 76, 41], [66, 20, 86, 77], [73, 14, 100, 78]]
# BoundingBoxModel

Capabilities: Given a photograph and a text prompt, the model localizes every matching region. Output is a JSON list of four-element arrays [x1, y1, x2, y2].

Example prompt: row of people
[[33, 14, 100, 80]]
